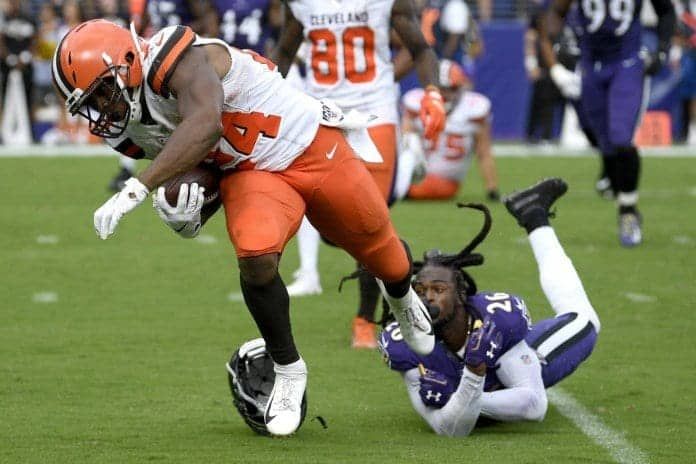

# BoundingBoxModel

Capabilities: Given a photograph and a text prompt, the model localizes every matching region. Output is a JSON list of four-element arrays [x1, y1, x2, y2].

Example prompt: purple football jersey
[[465, 291, 531, 353], [147, 0, 193, 30], [576, 0, 643, 62], [213, 0, 273, 54], [379, 291, 531, 392]]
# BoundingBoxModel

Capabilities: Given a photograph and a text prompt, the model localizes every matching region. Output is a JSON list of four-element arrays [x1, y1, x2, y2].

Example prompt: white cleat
[[264, 359, 307, 437], [286, 269, 322, 297], [377, 282, 434, 355]]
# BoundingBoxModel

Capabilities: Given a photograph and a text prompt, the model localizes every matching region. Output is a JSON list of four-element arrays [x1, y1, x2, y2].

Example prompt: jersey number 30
[[309, 26, 376, 85]]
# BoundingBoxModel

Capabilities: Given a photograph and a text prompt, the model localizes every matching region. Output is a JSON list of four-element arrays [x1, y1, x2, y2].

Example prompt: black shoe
[[108, 167, 133, 192], [503, 178, 568, 229]]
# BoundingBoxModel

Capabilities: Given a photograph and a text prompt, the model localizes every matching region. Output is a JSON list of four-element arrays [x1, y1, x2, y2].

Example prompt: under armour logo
[[426, 390, 442, 402], [486, 341, 499, 359]]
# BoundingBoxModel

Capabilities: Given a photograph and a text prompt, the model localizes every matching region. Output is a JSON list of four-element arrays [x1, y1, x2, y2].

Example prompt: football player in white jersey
[[273, 0, 447, 349], [52, 19, 437, 436], [401, 59, 499, 201]]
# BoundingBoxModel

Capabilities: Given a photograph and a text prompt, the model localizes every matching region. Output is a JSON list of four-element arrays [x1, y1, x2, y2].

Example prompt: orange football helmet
[[52, 19, 145, 137]]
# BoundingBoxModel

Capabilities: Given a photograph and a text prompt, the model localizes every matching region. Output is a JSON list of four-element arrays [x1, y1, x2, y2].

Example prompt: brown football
[[162, 163, 222, 207]]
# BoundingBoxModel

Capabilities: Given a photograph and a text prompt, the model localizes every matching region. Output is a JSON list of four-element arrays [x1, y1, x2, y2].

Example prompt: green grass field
[[2, 154, 695, 463]]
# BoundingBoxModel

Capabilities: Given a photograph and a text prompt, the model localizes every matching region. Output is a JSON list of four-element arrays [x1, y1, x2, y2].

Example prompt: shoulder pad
[[467, 292, 531, 350], [379, 322, 420, 372], [145, 25, 196, 98]]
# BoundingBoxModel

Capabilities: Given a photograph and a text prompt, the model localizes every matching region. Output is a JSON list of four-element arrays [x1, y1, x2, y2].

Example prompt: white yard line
[[227, 292, 244, 302], [36, 235, 59, 244], [548, 388, 649, 464], [673, 235, 693, 245], [194, 234, 218, 244], [32, 292, 58, 303], [623, 292, 657, 303]]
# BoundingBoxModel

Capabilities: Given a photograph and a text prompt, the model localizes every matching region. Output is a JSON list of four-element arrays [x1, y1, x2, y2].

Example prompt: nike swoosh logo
[[326, 143, 337, 160], [153, 33, 164, 47], [264, 391, 276, 424]]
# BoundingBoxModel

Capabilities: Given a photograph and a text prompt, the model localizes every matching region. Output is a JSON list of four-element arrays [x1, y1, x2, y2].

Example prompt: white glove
[[152, 183, 205, 238], [550, 64, 581, 100], [94, 177, 150, 240]]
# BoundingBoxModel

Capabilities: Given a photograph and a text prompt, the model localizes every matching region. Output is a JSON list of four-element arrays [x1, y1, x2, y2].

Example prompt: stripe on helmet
[[51, 34, 74, 99]]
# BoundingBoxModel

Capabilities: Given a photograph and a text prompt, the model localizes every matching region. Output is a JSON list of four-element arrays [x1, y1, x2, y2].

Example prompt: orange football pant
[[220, 125, 409, 283], [365, 124, 397, 202], [407, 174, 460, 200]]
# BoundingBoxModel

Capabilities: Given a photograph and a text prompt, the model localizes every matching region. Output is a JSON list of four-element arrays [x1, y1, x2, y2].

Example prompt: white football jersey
[[107, 25, 322, 172], [402, 88, 491, 182], [288, 0, 399, 125]]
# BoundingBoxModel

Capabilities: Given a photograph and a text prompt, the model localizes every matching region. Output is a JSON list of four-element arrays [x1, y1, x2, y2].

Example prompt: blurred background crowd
[[0, 0, 694, 146]]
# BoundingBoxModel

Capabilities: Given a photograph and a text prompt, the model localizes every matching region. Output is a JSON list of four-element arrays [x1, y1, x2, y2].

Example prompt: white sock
[[274, 357, 307, 375], [617, 191, 638, 208], [528, 226, 601, 332], [296, 216, 320, 275], [119, 154, 136, 172]]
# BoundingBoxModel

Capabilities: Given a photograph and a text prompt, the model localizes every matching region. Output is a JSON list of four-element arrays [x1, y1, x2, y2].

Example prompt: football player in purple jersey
[[539, 0, 676, 247], [379, 178, 601, 436], [207, 0, 280, 55]]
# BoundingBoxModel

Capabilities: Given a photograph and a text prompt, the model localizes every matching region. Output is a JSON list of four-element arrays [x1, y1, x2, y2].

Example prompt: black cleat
[[503, 178, 568, 229], [108, 167, 133, 192]]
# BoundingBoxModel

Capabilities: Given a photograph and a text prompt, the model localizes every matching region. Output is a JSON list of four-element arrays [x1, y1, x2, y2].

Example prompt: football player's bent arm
[[473, 117, 498, 193], [137, 46, 225, 191], [272, 5, 304, 77], [403, 367, 485, 437], [651, 0, 676, 57], [479, 342, 548, 422], [391, 0, 440, 87], [538, 0, 573, 68]]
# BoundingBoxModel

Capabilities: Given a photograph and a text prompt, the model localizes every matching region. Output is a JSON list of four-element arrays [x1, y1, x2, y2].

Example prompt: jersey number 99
[[581, 0, 635, 36]]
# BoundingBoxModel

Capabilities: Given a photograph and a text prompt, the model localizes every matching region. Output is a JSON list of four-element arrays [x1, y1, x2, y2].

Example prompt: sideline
[[0, 144, 694, 158]]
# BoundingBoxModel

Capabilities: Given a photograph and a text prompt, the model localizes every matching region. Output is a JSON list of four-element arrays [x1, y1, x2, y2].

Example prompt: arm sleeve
[[479, 341, 548, 422], [651, 0, 676, 53], [403, 367, 485, 437]]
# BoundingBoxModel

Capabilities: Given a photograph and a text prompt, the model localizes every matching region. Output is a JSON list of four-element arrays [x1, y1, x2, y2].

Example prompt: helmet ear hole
[[125, 51, 135, 64]]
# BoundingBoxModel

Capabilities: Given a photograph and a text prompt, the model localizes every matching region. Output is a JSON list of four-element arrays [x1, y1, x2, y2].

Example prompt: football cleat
[[226, 338, 307, 436], [351, 316, 378, 349], [378, 282, 434, 356], [286, 269, 322, 297], [264, 359, 308, 437], [503, 177, 568, 228], [618, 212, 642, 247], [595, 176, 614, 200]]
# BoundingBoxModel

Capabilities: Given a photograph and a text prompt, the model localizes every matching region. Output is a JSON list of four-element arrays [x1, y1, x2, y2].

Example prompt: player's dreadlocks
[[413, 202, 492, 305], [408, 203, 491, 336], [339, 203, 491, 327]]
